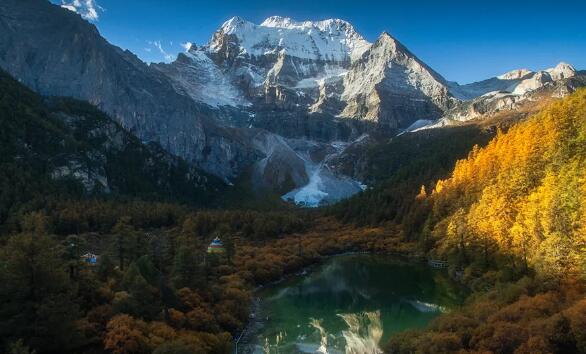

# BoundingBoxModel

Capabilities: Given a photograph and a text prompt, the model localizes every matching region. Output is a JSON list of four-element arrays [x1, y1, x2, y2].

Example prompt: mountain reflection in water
[[247, 255, 465, 354]]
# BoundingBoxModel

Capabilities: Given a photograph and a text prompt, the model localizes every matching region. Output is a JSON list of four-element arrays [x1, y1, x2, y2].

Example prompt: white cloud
[[148, 40, 175, 63], [181, 42, 193, 51], [61, 0, 103, 21]]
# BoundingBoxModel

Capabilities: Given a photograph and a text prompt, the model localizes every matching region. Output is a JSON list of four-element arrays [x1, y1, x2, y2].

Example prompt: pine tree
[[172, 244, 200, 289], [0, 233, 81, 352], [111, 216, 139, 271]]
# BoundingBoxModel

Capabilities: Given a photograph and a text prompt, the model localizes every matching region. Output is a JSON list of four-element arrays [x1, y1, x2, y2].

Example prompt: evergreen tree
[[119, 259, 161, 320], [63, 234, 87, 280], [172, 244, 201, 289], [0, 233, 81, 353], [111, 216, 139, 271]]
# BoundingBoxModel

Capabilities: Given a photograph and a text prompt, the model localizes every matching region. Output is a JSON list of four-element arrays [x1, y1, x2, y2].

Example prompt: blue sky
[[53, 0, 586, 83]]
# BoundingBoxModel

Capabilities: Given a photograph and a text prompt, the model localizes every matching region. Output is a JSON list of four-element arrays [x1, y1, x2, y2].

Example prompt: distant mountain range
[[1, 0, 584, 206]]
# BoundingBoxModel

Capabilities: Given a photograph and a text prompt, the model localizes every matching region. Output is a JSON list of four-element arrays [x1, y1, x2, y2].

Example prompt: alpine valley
[[0, 1, 585, 354]]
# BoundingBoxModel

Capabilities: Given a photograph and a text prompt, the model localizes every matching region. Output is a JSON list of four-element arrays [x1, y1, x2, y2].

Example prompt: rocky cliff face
[[0, 0, 258, 181], [0, 68, 225, 205], [338, 33, 455, 128]]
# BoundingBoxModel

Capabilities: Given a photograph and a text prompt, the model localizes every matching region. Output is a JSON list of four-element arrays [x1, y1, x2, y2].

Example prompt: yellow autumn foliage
[[429, 89, 586, 278]]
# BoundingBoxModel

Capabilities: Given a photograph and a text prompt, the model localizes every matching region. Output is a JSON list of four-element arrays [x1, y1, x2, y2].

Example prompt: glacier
[[281, 140, 366, 207]]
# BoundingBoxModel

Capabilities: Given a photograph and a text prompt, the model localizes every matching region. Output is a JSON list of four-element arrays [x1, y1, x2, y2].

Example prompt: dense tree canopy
[[385, 89, 586, 353], [425, 89, 586, 280]]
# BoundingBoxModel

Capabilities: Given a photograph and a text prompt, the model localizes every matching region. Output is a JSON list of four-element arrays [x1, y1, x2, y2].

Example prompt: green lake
[[243, 254, 465, 353]]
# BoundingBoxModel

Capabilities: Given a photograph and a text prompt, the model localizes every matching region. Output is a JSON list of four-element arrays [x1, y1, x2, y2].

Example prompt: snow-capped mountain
[[444, 62, 580, 121], [157, 16, 456, 131], [209, 16, 370, 62], [449, 62, 577, 100], [513, 62, 576, 95], [1, 3, 584, 207]]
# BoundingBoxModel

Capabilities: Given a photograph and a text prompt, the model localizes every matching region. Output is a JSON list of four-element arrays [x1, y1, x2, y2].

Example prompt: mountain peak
[[378, 31, 397, 42], [260, 16, 355, 32], [373, 31, 406, 54], [224, 16, 245, 24], [497, 68, 533, 80], [219, 16, 253, 34], [554, 61, 575, 70], [209, 15, 370, 62], [260, 16, 296, 28], [547, 61, 576, 80], [376, 32, 406, 50]]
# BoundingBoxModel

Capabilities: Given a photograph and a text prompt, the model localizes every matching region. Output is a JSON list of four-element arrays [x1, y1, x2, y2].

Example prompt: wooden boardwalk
[[428, 259, 448, 269]]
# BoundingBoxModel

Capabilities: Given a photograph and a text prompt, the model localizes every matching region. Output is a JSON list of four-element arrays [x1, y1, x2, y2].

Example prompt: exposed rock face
[[151, 48, 250, 108], [338, 33, 455, 128], [0, 0, 257, 181], [250, 132, 309, 194], [449, 62, 577, 100], [48, 105, 223, 199], [0, 66, 225, 203]]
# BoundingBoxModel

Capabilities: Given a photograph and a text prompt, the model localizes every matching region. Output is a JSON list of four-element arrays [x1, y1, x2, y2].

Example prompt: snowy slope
[[440, 62, 582, 123], [210, 16, 371, 62], [280, 138, 366, 207], [152, 46, 250, 107], [448, 77, 525, 100], [449, 62, 577, 100]]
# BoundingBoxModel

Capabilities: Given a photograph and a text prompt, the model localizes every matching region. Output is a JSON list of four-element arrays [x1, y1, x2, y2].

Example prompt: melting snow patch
[[282, 166, 365, 207], [397, 119, 434, 136], [280, 138, 368, 207]]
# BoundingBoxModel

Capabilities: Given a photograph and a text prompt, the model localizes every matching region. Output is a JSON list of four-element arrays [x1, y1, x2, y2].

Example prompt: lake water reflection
[[246, 255, 465, 353]]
